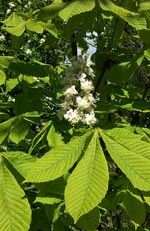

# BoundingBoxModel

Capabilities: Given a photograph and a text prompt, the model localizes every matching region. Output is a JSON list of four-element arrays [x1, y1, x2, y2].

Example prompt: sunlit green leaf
[[3, 151, 36, 178], [59, 0, 95, 21], [0, 117, 17, 144], [99, 0, 147, 30], [0, 70, 6, 85], [47, 124, 64, 148], [26, 132, 92, 183], [65, 131, 109, 222], [100, 129, 150, 191], [9, 116, 29, 144], [0, 158, 31, 231], [26, 19, 44, 33]]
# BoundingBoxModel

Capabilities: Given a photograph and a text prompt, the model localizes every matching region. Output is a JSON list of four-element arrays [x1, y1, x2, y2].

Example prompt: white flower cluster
[[0, 34, 5, 42], [60, 56, 98, 126]]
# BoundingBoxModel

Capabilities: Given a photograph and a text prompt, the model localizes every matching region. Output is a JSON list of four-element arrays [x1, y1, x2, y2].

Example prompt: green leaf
[[35, 177, 66, 195], [26, 132, 92, 183], [11, 35, 24, 52], [2, 23, 25, 36], [1, 13, 24, 27], [65, 131, 109, 222], [105, 128, 150, 159], [76, 207, 100, 231], [35, 194, 63, 205], [35, 178, 65, 203], [6, 78, 19, 92], [0, 117, 17, 144], [26, 19, 44, 33], [29, 120, 52, 153], [0, 56, 16, 69], [117, 98, 150, 112], [144, 48, 150, 61], [37, 2, 68, 21], [139, 1, 150, 11], [139, 30, 150, 45], [106, 55, 144, 84], [59, 0, 95, 21], [0, 158, 31, 231], [3, 151, 36, 178], [14, 89, 43, 115], [47, 124, 64, 148], [122, 188, 146, 226], [0, 70, 6, 85], [100, 129, 150, 191], [44, 22, 58, 38], [142, 191, 150, 206], [99, 0, 147, 30], [1, 13, 25, 36], [9, 116, 29, 144], [9, 61, 50, 77], [35, 178, 65, 205]]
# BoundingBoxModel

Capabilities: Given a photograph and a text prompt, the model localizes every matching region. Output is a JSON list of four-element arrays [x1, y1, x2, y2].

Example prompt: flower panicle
[[59, 55, 98, 126]]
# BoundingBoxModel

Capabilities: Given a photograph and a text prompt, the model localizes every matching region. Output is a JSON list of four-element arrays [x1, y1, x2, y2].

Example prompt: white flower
[[8, 2, 15, 8], [86, 67, 95, 77], [78, 72, 86, 81], [28, 1, 32, 6], [64, 109, 80, 124], [86, 56, 92, 67], [40, 38, 45, 44], [6, 9, 11, 15], [80, 80, 94, 92], [62, 98, 73, 110], [86, 93, 95, 104], [25, 48, 32, 55], [59, 55, 97, 126], [0, 35, 5, 41], [24, 4, 29, 8], [83, 111, 97, 125], [76, 96, 90, 109], [64, 85, 78, 96]]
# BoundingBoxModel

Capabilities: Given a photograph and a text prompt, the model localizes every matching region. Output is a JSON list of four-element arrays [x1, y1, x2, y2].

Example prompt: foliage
[[1, 0, 150, 230]]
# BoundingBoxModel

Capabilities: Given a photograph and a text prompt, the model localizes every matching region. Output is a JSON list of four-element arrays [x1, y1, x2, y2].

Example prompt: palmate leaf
[[100, 129, 150, 191], [65, 131, 109, 222], [0, 158, 31, 231], [26, 131, 92, 183]]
